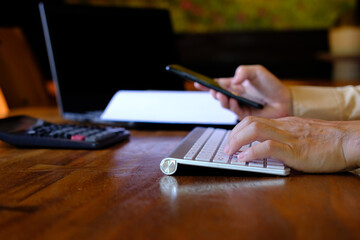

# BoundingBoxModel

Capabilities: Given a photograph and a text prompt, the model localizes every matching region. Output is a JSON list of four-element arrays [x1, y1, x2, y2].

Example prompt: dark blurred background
[[0, 0, 358, 110]]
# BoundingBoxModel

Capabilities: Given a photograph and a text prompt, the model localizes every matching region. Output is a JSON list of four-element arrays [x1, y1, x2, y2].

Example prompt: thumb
[[216, 77, 245, 95], [238, 140, 293, 167]]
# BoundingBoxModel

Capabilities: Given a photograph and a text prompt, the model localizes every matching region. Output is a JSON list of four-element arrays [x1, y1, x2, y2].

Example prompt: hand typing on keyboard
[[160, 127, 290, 176], [225, 116, 360, 173]]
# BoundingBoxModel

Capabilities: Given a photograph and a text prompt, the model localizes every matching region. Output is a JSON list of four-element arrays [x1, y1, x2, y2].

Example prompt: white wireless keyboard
[[160, 127, 290, 176]]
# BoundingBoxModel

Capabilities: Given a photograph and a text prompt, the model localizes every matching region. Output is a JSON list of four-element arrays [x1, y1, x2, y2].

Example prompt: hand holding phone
[[165, 64, 264, 109]]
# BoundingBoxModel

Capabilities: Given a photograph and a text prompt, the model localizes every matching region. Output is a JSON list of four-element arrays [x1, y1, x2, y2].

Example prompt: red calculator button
[[71, 135, 86, 141]]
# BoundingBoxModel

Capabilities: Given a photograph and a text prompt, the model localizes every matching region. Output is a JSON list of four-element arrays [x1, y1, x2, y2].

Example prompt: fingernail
[[238, 151, 246, 160], [224, 145, 229, 154]]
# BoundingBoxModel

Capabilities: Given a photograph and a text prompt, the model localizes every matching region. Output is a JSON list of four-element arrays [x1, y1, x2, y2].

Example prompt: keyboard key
[[184, 128, 214, 160], [248, 159, 265, 168], [266, 159, 286, 169], [195, 129, 227, 161], [213, 154, 230, 163], [231, 155, 247, 165], [240, 144, 250, 151], [267, 158, 283, 164], [213, 132, 231, 163]]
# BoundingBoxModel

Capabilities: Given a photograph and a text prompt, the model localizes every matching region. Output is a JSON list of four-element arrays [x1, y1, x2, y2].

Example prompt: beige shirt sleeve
[[289, 85, 360, 121]]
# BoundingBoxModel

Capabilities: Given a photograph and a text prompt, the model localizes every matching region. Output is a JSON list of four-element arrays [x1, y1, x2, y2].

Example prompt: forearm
[[290, 85, 360, 121]]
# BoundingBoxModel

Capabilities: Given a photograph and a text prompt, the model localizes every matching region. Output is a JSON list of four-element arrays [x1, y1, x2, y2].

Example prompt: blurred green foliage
[[66, 0, 356, 32]]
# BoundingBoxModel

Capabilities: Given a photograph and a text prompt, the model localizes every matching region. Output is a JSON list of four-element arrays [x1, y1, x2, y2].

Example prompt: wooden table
[[1, 108, 360, 240]]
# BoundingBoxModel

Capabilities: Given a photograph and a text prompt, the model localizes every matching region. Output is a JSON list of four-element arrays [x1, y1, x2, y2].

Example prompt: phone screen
[[166, 64, 264, 109]]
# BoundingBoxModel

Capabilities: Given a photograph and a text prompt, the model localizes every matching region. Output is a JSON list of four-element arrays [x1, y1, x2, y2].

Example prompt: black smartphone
[[165, 64, 264, 109]]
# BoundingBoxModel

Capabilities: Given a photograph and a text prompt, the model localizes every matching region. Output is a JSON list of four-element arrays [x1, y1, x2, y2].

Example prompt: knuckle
[[235, 65, 247, 75], [254, 64, 264, 69], [248, 120, 262, 132], [262, 140, 281, 159], [242, 116, 255, 125], [253, 64, 266, 72], [235, 65, 244, 72], [263, 140, 276, 152], [246, 147, 256, 156]]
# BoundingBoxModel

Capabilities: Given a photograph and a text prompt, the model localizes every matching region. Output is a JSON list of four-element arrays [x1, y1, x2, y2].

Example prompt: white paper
[[100, 90, 238, 125]]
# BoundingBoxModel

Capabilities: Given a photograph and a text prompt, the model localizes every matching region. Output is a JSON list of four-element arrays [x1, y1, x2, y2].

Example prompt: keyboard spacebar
[[195, 129, 227, 161]]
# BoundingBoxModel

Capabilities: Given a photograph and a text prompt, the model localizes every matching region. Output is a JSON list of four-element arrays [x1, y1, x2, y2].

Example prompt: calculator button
[[26, 130, 37, 135], [104, 127, 125, 133], [85, 136, 96, 142], [95, 132, 116, 141], [71, 135, 86, 141]]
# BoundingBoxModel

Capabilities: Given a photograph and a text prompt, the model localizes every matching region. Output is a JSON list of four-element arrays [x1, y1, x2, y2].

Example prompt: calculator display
[[0, 116, 43, 133]]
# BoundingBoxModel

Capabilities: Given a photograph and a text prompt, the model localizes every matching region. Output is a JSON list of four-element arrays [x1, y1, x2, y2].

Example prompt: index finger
[[194, 82, 210, 91], [216, 77, 246, 95], [225, 117, 291, 155]]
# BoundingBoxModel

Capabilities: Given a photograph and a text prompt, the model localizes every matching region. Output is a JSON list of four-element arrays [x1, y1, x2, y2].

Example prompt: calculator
[[0, 115, 130, 149]]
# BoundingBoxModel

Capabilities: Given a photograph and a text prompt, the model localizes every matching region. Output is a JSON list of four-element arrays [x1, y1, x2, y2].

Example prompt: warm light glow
[[66, 0, 356, 32], [0, 88, 9, 117]]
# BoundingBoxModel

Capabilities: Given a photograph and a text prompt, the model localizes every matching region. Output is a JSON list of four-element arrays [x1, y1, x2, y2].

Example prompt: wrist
[[341, 122, 360, 169], [285, 86, 294, 116], [289, 86, 341, 120]]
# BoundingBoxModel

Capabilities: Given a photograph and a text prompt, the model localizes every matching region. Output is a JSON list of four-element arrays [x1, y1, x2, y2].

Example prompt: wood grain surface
[[0, 108, 359, 240]]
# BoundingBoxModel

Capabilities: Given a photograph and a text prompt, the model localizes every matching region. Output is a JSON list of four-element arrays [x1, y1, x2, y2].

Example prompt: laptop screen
[[39, 3, 183, 115]]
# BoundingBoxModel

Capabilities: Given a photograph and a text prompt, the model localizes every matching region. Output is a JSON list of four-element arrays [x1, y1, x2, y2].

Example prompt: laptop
[[39, 2, 184, 124]]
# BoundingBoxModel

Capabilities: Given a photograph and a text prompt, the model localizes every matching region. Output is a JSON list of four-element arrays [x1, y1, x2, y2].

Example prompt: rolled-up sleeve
[[289, 85, 360, 120]]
